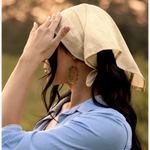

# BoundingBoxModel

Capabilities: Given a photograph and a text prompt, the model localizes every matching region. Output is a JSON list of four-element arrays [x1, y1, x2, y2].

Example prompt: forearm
[[2, 55, 40, 127], [2, 13, 70, 127]]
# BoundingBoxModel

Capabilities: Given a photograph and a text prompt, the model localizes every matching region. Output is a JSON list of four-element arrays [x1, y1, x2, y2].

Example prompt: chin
[[51, 80, 67, 86]]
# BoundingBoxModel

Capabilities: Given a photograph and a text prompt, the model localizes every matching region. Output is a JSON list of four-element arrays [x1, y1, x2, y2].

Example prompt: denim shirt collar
[[43, 95, 108, 120], [34, 95, 108, 130], [62, 95, 108, 115]]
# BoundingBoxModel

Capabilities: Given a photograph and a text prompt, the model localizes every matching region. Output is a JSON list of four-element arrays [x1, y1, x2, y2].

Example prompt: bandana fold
[[56, 3, 146, 91]]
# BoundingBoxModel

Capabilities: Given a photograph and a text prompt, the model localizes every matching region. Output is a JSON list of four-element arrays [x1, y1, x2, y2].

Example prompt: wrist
[[20, 53, 41, 68], [18, 55, 41, 75]]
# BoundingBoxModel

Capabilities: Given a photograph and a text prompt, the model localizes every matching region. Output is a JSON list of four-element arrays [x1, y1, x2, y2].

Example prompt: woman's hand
[[22, 12, 70, 63], [2, 12, 70, 127]]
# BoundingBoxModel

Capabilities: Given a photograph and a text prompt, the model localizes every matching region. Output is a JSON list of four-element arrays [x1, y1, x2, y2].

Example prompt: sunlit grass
[[2, 54, 70, 130], [2, 53, 148, 149], [2, 54, 45, 130], [131, 53, 148, 150]]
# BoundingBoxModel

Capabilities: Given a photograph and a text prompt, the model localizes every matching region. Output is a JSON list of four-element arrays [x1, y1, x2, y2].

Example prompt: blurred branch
[[66, 0, 99, 5], [2, 0, 148, 57]]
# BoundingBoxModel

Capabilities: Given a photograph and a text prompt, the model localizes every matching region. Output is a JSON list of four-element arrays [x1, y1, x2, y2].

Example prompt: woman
[[2, 4, 145, 150]]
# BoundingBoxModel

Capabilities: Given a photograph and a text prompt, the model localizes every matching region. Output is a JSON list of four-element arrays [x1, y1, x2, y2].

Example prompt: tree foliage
[[2, 0, 148, 56]]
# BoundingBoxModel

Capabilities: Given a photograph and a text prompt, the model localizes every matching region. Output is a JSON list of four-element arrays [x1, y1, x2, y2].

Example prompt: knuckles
[[59, 28, 67, 37]]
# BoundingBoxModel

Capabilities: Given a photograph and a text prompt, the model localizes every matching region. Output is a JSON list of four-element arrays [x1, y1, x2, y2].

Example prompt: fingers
[[49, 12, 62, 31], [42, 16, 52, 28], [31, 22, 38, 32], [33, 12, 61, 32], [31, 12, 70, 46], [53, 26, 71, 45]]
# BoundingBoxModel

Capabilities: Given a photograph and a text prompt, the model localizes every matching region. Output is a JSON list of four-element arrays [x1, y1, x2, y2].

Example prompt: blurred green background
[[2, 0, 148, 149]]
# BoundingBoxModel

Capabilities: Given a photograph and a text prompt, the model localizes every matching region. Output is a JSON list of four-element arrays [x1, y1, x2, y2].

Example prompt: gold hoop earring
[[68, 66, 79, 84]]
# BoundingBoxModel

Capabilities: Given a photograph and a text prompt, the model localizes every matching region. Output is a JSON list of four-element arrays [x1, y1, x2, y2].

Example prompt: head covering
[[55, 3, 145, 91]]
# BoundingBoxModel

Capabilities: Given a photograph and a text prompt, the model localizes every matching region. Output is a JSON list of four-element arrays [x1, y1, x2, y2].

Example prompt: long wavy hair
[[41, 42, 142, 150]]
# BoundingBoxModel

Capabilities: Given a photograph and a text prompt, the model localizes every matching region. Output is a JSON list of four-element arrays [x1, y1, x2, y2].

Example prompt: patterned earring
[[68, 66, 79, 84]]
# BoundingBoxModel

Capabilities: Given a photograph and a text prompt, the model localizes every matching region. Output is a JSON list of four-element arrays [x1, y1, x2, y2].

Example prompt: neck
[[67, 79, 99, 110], [66, 60, 100, 110]]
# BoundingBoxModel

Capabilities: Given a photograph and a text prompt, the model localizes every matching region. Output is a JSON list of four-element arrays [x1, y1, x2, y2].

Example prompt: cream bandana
[[56, 3, 145, 91]]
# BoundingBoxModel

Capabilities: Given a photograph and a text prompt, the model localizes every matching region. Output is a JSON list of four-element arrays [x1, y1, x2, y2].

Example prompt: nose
[[43, 60, 51, 74], [43, 60, 49, 68], [43, 62, 47, 69]]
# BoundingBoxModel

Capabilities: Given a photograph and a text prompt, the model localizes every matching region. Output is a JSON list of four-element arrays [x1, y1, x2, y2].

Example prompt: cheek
[[52, 56, 72, 84], [55, 60, 69, 80]]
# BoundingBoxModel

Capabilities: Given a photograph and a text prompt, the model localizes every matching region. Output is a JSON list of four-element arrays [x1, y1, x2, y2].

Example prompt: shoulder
[[74, 104, 131, 134], [70, 100, 132, 149]]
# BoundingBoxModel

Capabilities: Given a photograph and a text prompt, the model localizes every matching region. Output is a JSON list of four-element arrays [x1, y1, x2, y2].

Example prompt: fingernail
[[52, 14, 56, 19], [47, 16, 50, 20], [57, 12, 61, 16], [33, 22, 37, 26], [64, 26, 71, 32]]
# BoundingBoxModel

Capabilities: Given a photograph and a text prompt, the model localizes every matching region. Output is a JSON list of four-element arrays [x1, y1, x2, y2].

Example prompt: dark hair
[[41, 42, 70, 113], [93, 50, 142, 150], [41, 43, 142, 150]]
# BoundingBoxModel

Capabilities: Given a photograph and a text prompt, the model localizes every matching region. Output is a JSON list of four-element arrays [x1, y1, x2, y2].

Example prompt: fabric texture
[[2, 95, 132, 150], [55, 3, 145, 91]]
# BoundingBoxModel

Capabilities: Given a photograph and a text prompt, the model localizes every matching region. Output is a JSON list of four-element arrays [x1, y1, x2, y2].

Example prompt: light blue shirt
[[2, 95, 132, 150]]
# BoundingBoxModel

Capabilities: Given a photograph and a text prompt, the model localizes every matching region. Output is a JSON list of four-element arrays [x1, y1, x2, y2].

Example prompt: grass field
[[2, 53, 148, 150]]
